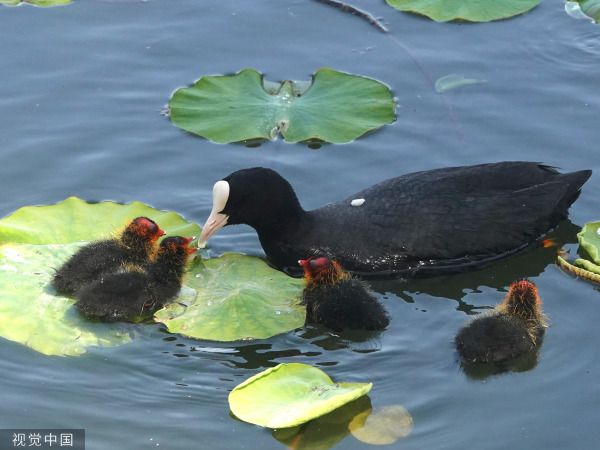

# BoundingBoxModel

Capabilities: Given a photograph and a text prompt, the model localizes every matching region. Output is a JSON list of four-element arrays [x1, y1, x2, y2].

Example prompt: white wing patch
[[351, 198, 365, 207]]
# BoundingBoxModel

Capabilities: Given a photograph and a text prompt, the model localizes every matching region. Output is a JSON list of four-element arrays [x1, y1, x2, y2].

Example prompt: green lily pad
[[566, 0, 600, 22], [154, 253, 305, 341], [348, 405, 413, 445], [228, 363, 372, 428], [385, 0, 540, 22], [575, 258, 600, 275], [0, 0, 71, 6], [577, 221, 600, 264], [168, 68, 396, 144], [0, 197, 199, 356]]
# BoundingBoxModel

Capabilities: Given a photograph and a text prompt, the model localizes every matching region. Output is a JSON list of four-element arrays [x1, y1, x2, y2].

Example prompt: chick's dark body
[[52, 240, 149, 296], [303, 277, 389, 331], [455, 313, 542, 363], [75, 237, 191, 322]]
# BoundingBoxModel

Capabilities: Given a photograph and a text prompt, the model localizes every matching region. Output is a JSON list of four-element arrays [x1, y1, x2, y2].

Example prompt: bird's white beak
[[198, 180, 230, 248]]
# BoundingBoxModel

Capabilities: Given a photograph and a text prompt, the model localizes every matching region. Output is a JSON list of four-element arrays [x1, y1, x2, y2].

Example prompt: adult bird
[[198, 162, 591, 278]]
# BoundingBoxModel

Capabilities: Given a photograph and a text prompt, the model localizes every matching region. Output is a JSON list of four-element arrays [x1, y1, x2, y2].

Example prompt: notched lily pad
[[348, 404, 413, 445], [0, 197, 199, 356], [385, 0, 540, 22], [565, 1, 600, 23], [154, 253, 305, 341], [0, 0, 71, 6], [168, 68, 396, 144], [228, 363, 372, 428]]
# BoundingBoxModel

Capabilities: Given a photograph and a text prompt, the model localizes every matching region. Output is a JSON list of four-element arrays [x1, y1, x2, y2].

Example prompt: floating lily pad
[[577, 221, 600, 264], [154, 253, 304, 341], [575, 258, 600, 275], [434, 74, 486, 93], [228, 363, 372, 428], [0, 0, 71, 6], [566, 221, 600, 277], [168, 68, 396, 144], [0, 197, 199, 356], [556, 222, 600, 284], [348, 405, 413, 445], [566, 0, 600, 22], [385, 0, 540, 22]]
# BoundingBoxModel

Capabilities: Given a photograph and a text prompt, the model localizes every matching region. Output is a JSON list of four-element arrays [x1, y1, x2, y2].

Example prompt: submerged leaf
[[434, 74, 486, 93], [228, 363, 372, 428], [168, 68, 396, 144], [348, 405, 413, 445], [0, 197, 199, 356], [272, 396, 373, 450], [385, 0, 540, 22], [154, 253, 305, 341]]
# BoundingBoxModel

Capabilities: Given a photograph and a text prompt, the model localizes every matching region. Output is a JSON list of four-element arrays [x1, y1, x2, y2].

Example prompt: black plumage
[[200, 162, 591, 278], [300, 257, 389, 331], [52, 217, 164, 296], [75, 236, 194, 322], [455, 280, 547, 363]]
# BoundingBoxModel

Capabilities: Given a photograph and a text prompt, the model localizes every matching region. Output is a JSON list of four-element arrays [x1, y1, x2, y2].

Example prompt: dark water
[[1, 0, 599, 449]]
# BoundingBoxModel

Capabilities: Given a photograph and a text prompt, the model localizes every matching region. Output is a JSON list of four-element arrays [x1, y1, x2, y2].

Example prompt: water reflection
[[298, 325, 384, 353], [459, 337, 543, 380], [272, 396, 372, 450], [373, 221, 580, 309], [158, 324, 389, 371]]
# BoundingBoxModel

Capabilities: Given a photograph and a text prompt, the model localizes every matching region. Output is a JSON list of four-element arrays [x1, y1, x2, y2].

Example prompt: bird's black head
[[199, 167, 304, 245]]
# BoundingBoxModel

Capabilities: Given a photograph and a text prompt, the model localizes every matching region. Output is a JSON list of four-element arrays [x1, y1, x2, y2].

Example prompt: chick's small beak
[[157, 227, 166, 237], [182, 236, 196, 255]]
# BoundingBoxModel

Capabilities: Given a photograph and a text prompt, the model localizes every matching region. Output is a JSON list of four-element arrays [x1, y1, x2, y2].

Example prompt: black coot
[[52, 217, 165, 296], [199, 162, 591, 278], [75, 236, 195, 322], [455, 280, 547, 363], [299, 256, 389, 331]]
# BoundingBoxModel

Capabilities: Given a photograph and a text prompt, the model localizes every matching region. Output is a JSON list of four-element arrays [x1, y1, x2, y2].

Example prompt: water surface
[[1, 1, 599, 449]]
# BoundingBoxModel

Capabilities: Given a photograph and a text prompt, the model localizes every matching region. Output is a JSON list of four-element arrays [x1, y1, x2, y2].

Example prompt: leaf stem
[[312, 0, 389, 33], [557, 254, 600, 284]]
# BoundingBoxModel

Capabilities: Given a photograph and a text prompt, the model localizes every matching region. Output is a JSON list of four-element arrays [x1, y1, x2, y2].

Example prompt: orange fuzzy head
[[127, 217, 165, 243], [159, 236, 196, 256], [298, 256, 349, 287], [505, 280, 541, 306], [501, 280, 545, 325]]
